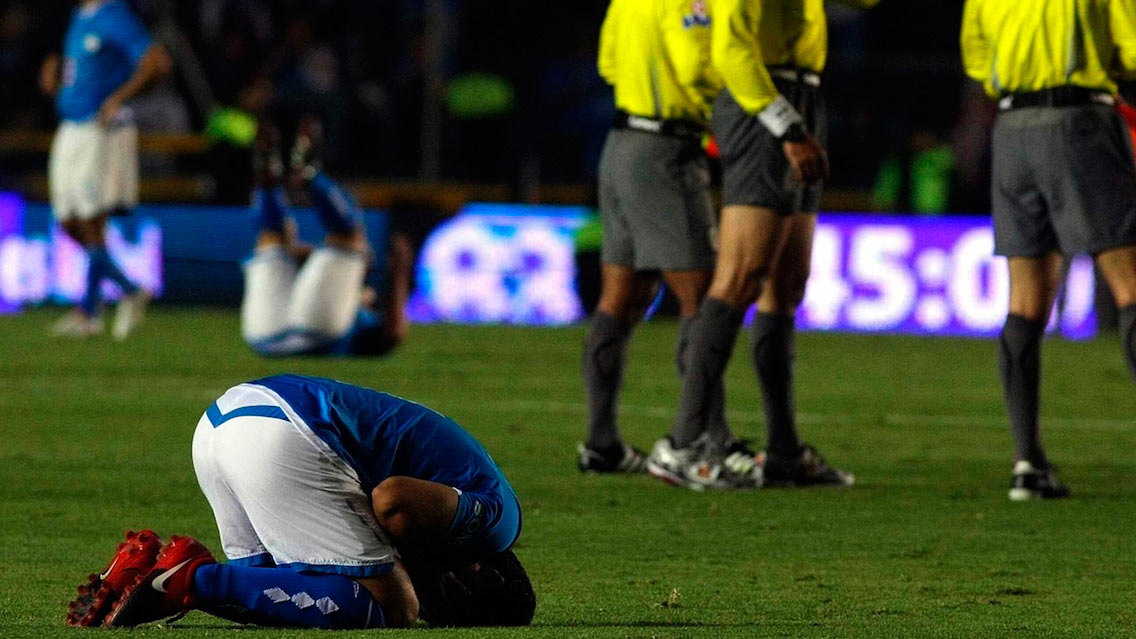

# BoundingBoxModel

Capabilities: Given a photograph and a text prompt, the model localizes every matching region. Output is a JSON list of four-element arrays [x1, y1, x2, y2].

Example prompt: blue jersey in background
[[57, 0, 152, 122]]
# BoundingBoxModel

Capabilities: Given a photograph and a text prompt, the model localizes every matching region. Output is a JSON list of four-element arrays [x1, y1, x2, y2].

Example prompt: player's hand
[[782, 133, 829, 185], [39, 55, 60, 96], [97, 94, 124, 126]]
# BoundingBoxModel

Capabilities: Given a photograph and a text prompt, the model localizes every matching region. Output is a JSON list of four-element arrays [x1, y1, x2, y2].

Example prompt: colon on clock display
[[797, 215, 1095, 339]]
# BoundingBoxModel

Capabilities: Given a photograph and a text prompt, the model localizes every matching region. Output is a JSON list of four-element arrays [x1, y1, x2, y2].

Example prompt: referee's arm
[[1112, 0, 1136, 80], [597, 0, 621, 85], [709, 0, 781, 117], [960, 0, 993, 92], [709, 0, 825, 183]]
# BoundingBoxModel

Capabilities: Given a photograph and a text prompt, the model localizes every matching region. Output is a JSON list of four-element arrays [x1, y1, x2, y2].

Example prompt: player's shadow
[[166, 620, 758, 630]]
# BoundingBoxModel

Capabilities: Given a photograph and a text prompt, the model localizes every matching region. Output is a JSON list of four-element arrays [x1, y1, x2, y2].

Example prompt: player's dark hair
[[410, 550, 535, 627]]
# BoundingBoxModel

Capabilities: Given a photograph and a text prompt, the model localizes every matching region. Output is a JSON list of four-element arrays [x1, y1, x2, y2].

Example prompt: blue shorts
[[445, 482, 522, 567]]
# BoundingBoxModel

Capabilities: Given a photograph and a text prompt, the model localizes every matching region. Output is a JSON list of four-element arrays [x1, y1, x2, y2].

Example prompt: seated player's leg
[[287, 124, 396, 356], [285, 242, 367, 351], [241, 186, 300, 355]]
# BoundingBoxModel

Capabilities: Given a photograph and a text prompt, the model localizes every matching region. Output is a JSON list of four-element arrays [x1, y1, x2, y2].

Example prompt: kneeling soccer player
[[66, 374, 534, 629], [241, 118, 408, 357]]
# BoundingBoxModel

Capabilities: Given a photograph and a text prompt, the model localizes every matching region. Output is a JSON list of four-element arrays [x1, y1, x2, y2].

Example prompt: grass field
[[3, 308, 1136, 638]]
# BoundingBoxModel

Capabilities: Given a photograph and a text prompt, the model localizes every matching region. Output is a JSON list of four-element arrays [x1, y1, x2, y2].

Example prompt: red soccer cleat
[[66, 529, 163, 627], [103, 535, 216, 627]]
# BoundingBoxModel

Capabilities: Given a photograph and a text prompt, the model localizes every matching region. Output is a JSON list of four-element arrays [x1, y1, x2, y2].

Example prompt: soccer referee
[[578, 0, 734, 481], [962, 0, 1136, 500], [653, 0, 876, 489]]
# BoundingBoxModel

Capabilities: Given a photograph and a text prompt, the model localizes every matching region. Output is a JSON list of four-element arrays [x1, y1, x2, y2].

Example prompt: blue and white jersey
[[57, 0, 152, 122], [207, 374, 511, 496]]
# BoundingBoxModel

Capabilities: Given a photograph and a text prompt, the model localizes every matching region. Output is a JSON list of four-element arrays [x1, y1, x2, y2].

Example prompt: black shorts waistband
[[613, 110, 704, 140], [998, 86, 1115, 111], [768, 67, 821, 87]]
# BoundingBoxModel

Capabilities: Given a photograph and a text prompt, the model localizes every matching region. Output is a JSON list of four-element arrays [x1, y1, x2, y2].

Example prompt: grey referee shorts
[[713, 78, 827, 214], [597, 128, 716, 271], [992, 104, 1136, 257]]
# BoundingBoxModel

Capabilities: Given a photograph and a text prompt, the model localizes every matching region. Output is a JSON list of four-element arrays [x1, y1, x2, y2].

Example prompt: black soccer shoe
[[252, 122, 284, 186], [760, 444, 854, 487], [577, 442, 648, 473], [1008, 461, 1070, 501], [289, 114, 324, 183]]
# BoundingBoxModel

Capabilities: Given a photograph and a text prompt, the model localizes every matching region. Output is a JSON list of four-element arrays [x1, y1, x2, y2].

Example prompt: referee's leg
[[752, 213, 816, 459], [670, 205, 786, 449], [583, 264, 659, 452], [1001, 253, 1063, 471], [1094, 245, 1136, 381]]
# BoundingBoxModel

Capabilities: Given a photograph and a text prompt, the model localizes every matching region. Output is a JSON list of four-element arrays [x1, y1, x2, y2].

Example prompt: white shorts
[[48, 118, 139, 222], [241, 246, 366, 355], [191, 383, 397, 576]]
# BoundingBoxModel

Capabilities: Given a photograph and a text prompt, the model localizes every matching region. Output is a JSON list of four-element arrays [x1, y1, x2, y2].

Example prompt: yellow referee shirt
[[598, 0, 721, 125], [961, 0, 1136, 97], [711, 0, 879, 116]]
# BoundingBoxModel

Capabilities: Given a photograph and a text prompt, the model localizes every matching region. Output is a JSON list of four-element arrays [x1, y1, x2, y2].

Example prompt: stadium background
[[0, 0, 1123, 335], [3, 2, 1136, 637]]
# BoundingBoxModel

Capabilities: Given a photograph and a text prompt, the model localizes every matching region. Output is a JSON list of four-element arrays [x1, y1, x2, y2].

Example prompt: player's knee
[[769, 274, 809, 312], [710, 265, 767, 306]]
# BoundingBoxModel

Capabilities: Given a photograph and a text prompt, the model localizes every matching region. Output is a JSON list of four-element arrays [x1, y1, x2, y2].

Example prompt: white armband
[[756, 94, 805, 138]]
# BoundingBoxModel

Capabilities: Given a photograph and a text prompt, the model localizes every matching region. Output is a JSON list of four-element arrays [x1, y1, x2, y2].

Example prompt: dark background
[[0, 1, 1003, 210]]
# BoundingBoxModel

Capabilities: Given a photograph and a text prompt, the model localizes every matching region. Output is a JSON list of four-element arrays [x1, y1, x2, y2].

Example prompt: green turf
[[3, 308, 1135, 638]]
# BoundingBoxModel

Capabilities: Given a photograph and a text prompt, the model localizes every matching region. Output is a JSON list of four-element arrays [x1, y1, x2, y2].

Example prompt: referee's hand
[[782, 134, 829, 185]]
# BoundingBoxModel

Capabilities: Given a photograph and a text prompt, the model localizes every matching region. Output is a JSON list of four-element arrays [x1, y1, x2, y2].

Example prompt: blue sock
[[253, 186, 289, 233], [309, 172, 361, 234], [191, 564, 385, 629], [89, 246, 138, 296], [81, 247, 107, 317]]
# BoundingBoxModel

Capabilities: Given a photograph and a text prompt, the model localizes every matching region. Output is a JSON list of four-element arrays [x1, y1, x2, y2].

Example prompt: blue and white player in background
[[39, 0, 171, 339], [241, 117, 410, 357], [68, 374, 535, 629]]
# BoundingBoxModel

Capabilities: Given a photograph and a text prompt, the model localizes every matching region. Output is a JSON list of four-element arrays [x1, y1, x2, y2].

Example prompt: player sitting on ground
[[241, 117, 408, 357], [66, 373, 535, 629]]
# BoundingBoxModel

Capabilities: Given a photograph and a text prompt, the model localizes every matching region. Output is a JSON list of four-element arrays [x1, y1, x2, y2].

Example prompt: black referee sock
[[672, 298, 745, 449], [998, 314, 1048, 469], [752, 312, 802, 458], [582, 312, 633, 451], [677, 317, 730, 446], [1119, 304, 1136, 383]]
